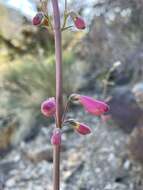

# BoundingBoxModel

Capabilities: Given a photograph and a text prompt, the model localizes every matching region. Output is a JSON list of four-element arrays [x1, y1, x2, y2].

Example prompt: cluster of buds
[[41, 94, 109, 145], [32, 1, 86, 31]]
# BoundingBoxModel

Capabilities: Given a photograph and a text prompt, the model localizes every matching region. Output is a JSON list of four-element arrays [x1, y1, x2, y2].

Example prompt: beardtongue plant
[[33, 1, 109, 189]]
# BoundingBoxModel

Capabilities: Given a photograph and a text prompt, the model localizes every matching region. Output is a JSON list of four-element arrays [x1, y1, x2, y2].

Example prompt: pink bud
[[74, 17, 86, 29], [51, 128, 61, 145], [74, 122, 91, 135], [70, 94, 109, 116], [32, 12, 44, 25], [41, 97, 56, 117], [70, 12, 86, 30]]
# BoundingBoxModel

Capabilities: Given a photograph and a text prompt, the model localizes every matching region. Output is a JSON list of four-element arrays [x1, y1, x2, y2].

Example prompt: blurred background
[[0, 0, 143, 189]]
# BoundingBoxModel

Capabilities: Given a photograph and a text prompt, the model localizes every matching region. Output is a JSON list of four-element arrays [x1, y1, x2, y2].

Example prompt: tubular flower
[[74, 122, 91, 135], [70, 12, 86, 30], [32, 12, 44, 25], [51, 128, 61, 145], [71, 94, 109, 116], [41, 97, 56, 117]]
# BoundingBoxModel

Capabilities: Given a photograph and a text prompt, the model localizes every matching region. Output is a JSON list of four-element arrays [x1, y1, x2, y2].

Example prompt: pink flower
[[74, 17, 86, 29], [32, 12, 44, 25], [79, 95, 109, 116], [51, 128, 61, 145], [74, 122, 91, 135], [70, 94, 109, 116], [41, 97, 56, 117]]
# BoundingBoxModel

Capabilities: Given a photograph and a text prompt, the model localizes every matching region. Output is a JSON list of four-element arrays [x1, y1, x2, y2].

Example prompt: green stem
[[62, 0, 68, 29], [65, 0, 67, 13]]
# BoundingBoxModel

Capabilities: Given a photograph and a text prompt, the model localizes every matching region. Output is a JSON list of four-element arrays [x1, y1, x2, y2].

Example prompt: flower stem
[[62, 0, 68, 29], [53, 145, 60, 190], [51, 0, 63, 189], [65, 0, 67, 12]]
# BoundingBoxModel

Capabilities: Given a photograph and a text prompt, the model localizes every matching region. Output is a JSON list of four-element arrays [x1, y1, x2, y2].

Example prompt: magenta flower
[[79, 95, 109, 116], [32, 12, 44, 25], [71, 94, 109, 116], [51, 128, 61, 145], [41, 97, 56, 117], [74, 122, 91, 135], [74, 17, 86, 29]]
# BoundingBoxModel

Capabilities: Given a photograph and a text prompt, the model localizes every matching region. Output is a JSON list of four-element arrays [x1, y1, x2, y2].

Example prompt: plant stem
[[65, 0, 67, 13], [53, 145, 60, 190], [62, 0, 68, 29], [51, 0, 63, 189]]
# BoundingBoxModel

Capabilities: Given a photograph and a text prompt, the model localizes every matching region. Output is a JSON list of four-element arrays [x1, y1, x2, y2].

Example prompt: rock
[[0, 161, 18, 175], [0, 174, 7, 189], [108, 87, 143, 133], [132, 82, 143, 108], [104, 183, 127, 190], [6, 178, 16, 188], [23, 146, 53, 163], [123, 160, 131, 170], [128, 127, 143, 165]]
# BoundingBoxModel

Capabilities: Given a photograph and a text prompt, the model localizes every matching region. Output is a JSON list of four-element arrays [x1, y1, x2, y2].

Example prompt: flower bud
[[51, 128, 61, 145], [65, 120, 91, 135], [74, 17, 86, 29], [75, 123, 91, 135], [32, 12, 44, 25], [70, 12, 86, 30], [41, 97, 56, 117]]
